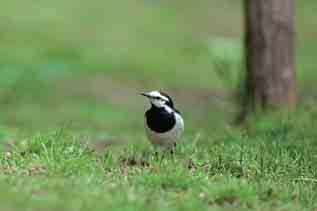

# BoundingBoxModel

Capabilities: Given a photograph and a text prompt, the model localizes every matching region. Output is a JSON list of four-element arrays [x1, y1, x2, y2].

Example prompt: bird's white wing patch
[[163, 105, 173, 113], [175, 112, 184, 134]]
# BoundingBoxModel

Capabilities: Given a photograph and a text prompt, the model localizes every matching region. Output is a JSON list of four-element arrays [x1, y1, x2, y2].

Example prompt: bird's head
[[141, 91, 174, 108]]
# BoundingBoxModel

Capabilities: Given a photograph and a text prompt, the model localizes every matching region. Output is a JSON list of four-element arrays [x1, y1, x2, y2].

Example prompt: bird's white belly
[[145, 113, 184, 147]]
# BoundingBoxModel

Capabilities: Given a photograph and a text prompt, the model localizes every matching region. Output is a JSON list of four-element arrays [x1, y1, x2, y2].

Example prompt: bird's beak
[[141, 92, 150, 98]]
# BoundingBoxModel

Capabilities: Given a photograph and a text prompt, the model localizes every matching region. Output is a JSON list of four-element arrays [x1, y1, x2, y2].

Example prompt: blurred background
[[0, 0, 316, 142]]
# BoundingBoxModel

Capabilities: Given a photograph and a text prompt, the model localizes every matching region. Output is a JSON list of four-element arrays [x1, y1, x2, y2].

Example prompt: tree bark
[[243, 0, 296, 115]]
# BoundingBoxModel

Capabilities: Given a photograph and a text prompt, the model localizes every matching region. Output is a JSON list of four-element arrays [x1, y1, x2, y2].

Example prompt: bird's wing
[[175, 113, 184, 132]]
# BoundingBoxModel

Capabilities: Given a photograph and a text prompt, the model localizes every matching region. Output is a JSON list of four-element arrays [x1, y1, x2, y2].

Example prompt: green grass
[[1, 116, 317, 210], [1, 0, 317, 210]]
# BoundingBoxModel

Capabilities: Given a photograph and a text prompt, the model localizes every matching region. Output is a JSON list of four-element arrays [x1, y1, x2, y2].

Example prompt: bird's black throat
[[145, 105, 176, 133]]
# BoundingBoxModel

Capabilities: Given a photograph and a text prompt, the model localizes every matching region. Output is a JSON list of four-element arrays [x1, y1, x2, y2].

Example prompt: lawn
[[1, 0, 317, 210]]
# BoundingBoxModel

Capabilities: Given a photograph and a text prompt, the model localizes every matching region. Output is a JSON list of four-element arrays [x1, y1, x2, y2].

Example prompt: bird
[[141, 90, 184, 150]]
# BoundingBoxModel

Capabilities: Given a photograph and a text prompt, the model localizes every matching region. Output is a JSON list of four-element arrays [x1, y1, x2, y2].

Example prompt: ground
[[0, 0, 317, 210]]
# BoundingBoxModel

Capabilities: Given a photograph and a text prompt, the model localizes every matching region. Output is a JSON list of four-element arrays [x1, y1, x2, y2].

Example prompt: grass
[[1, 117, 317, 210], [1, 0, 317, 210]]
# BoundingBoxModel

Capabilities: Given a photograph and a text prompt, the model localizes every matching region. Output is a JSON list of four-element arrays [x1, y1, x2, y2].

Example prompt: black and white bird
[[141, 91, 184, 149]]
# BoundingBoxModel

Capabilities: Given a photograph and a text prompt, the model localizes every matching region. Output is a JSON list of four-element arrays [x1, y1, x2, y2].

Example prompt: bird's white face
[[142, 91, 169, 108]]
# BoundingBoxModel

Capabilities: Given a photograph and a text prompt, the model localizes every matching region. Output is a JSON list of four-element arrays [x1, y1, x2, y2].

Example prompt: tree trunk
[[243, 0, 296, 115]]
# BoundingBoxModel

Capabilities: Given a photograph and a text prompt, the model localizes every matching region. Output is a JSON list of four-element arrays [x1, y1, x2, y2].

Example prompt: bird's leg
[[155, 144, 176, 165], [171, 142, 177, 154], [160, 144, 176, 162], [154, 151, 159, 161], [169, 142, 177, 159], [170, 147, 174, 155], [154, 149, 165, 165], [159, 148, 171, 165]]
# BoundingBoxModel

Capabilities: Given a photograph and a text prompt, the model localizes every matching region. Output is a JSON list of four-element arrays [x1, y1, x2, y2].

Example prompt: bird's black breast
[[145, 107, 176, 133]]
